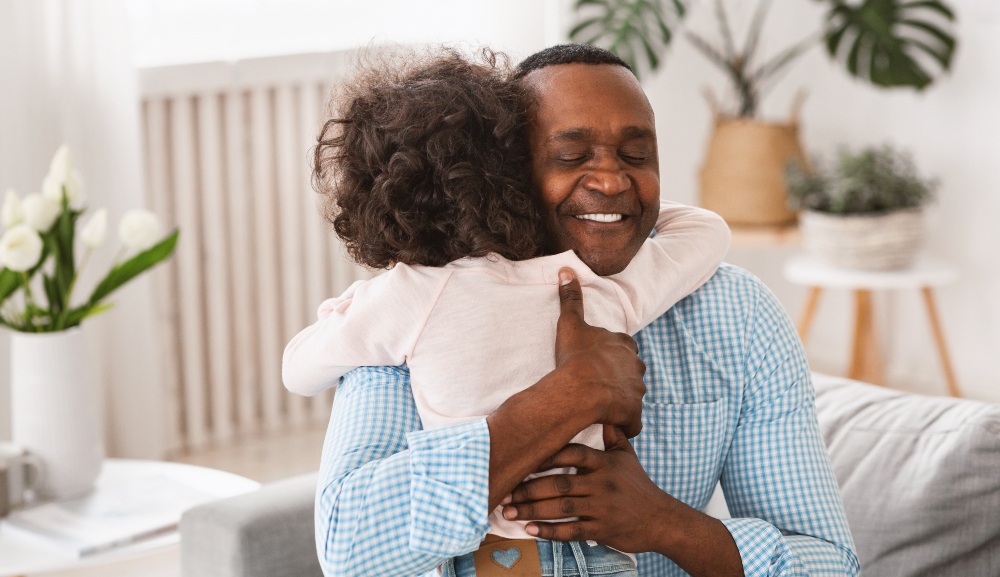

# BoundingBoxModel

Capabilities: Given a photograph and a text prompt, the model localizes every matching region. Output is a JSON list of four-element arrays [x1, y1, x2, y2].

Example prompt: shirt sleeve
[[609, 201, 731, 334], [719, 283, 859, 577], [282, 264, 451, 396], [315, 365, 492, 577]]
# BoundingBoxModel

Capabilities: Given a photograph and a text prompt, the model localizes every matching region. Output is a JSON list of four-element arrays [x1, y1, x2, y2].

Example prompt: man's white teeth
[[574, 213, 623, 223]]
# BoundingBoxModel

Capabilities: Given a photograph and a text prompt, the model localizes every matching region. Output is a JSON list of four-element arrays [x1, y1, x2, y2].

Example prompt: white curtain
[[0, 0, 167, 458]]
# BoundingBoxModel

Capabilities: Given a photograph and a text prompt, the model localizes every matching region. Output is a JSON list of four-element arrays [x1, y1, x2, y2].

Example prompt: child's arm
[[610, 201, 731, 334], [281, 265, 451, 396]]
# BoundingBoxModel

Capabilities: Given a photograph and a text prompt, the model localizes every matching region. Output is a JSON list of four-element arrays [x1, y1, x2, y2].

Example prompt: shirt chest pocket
[[634, 398, 728, 511]]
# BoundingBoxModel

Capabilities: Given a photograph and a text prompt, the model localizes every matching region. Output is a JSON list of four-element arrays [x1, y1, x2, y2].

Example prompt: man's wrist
[[486, 369, 607, 508], [539, 365, 612, 425], [650, 493, 745, 577]]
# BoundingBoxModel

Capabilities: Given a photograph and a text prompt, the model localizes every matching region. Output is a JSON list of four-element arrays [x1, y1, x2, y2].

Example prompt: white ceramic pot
[[10, 328, 103, 500], [800, 208, 926, 271]]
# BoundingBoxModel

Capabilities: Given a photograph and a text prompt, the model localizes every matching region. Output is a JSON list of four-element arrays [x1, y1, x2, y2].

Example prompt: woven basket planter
[[699, 116, 806, 226], [799, 208, 926, 270]]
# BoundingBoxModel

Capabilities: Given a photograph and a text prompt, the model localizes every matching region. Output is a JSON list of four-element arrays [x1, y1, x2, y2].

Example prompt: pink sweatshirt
[[282, 201, 730, 540]]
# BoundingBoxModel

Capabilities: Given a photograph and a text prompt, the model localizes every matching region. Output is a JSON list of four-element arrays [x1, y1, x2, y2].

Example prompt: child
[[283, 48, 729, 548]]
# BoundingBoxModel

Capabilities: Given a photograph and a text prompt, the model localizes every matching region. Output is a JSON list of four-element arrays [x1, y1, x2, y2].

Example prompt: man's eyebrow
[[546, 128, 593, 143], [546, 126, 655, 143], [620, 126, 655, 140]]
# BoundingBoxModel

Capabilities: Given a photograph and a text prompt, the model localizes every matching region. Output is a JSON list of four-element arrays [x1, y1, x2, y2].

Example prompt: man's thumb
[[558, 268, 584, 320]]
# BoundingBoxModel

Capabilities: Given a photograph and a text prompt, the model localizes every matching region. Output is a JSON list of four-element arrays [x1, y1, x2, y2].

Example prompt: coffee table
[[0, 459, 259, 577]]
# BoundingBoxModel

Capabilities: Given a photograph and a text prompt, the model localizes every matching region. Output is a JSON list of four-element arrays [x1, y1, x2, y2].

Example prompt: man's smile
[[573, 213, 624, 223]]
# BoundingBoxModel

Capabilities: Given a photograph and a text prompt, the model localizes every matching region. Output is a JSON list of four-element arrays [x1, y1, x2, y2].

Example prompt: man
[[313, 45, 858, 576]]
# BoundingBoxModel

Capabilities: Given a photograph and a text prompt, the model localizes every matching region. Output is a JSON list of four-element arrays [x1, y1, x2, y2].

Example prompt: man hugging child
[[283, 47, 730, 576]]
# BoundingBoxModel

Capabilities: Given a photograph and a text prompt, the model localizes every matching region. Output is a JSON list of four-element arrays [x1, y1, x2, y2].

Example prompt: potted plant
[[570, 0, 956, 226], [786, 145, 936, 270], [1, 145, 178, 499]]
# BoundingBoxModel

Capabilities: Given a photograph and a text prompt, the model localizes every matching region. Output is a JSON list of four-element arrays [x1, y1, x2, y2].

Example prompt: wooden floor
[[170, 426, 328, 483]]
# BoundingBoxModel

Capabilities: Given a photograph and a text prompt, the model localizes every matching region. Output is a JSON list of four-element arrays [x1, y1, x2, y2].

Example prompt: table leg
[[849, 289, 884, 385], [921, 287, 962, 397], [797, 287, 823, 342]]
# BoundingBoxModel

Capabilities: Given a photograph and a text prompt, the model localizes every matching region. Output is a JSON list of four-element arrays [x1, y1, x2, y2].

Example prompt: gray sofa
[[180, 374, 1000, 576]]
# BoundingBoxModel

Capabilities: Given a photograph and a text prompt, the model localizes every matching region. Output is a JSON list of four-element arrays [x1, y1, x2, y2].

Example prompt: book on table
[[0, 474, 218, 557]]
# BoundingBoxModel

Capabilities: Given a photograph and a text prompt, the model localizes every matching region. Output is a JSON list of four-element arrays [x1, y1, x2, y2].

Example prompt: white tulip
[[21, 193, 61, 232], [41, 173, 61, 202], [48, 145, 73, 183], [42, 167, 86, 209], [118, 209, 162, 252], [2, 189, 22, 228], [0, 224, 43, 272], [80, 208, 107, 249]]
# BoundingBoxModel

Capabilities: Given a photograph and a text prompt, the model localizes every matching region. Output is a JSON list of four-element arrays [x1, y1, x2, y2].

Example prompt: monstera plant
[[570, 0, 956, 110], [569, 0, 956, 226]]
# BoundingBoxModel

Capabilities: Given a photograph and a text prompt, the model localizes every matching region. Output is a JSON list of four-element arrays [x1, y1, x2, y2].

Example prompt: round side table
[[0, 459, 259, 577], [783, 255, 962, 396]]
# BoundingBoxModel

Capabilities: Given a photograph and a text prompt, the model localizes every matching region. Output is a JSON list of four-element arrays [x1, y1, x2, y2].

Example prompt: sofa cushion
[[813, 374, 1000, 577], [180, 472, 322, 577]]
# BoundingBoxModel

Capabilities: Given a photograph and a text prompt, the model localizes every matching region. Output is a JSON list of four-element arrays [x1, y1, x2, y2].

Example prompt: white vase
[[10, 328, 103, 500]]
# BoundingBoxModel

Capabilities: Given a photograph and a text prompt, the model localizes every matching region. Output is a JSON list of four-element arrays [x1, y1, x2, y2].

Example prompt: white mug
[[0, 442, 44, 517]]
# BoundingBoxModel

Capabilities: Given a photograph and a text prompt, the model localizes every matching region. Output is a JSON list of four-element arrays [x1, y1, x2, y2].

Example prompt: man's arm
[[315, 365, 488, 577], [503, 278, 858, 576], [717, 284, 859, 576], [315, 270, 648, 575]]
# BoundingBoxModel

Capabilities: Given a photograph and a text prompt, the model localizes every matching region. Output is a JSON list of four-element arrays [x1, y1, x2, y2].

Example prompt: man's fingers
[[525, 520, 601, 542], [557, 268, 585, 322], [537, 443, 602, 473], [508, 473, 584, 504], [503, 496, 592, 522]]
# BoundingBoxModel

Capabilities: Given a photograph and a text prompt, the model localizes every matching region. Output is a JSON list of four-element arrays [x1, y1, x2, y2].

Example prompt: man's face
[[524, 63, 660, 276]]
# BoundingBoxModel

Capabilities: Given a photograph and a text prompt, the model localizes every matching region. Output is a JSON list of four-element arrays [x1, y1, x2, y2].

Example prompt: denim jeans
[[442, 540, 638, 577]]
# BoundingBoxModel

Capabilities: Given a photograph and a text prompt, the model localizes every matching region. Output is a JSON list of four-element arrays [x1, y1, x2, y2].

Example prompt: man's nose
[[581, 161, 630, 196]]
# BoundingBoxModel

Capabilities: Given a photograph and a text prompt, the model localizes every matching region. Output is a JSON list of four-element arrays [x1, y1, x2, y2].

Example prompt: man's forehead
[[522, 63, 655, 133]]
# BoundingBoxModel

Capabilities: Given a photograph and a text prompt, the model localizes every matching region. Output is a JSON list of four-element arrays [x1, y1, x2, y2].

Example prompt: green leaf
[[568, 0, 688, 76], [568, 16, 603, 40], [63, 302, 115, 329], [50, 201, 79, 308], [87, 229, 179, 306], [823, 0, 955, 90], [43, 274, 60, 315], [0, 268, 22, 303]]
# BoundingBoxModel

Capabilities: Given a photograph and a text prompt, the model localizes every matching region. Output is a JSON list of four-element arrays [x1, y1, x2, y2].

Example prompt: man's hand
[[485, 268, 647, 509], [500, 425, 669, 552], [554, 268, 646, 438], [502, 425, 745, 577]]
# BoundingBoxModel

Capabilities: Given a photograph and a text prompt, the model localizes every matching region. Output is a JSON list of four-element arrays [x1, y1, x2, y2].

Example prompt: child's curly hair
[[313, 47, 549, 269]]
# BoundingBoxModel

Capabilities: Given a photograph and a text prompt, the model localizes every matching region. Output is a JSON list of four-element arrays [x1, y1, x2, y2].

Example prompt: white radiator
[[139, 51, 371, 454]]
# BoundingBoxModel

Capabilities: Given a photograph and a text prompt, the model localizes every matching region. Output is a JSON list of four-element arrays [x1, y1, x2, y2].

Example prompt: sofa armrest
[[181, 472, 322, 577]]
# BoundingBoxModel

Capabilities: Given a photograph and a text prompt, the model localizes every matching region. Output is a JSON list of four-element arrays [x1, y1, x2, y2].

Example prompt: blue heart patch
[[491, 546, 521, 569]]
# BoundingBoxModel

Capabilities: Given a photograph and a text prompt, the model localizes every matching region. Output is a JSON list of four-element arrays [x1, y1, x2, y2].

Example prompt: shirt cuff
[[407, 419, 491, 557], [721, 517, 801, 577]]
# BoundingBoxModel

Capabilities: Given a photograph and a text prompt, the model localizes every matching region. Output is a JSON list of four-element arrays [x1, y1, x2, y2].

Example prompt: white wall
[[128, 0, 550, 67], [643, 0, 1000, 402]]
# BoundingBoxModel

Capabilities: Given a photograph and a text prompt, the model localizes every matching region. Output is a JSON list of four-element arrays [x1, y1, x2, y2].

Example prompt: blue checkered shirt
[[315, 264, 859, 576]]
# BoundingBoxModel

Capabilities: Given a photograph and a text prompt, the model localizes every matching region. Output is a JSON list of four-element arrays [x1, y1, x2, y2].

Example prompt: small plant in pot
[[786, 145, 936, 270]]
